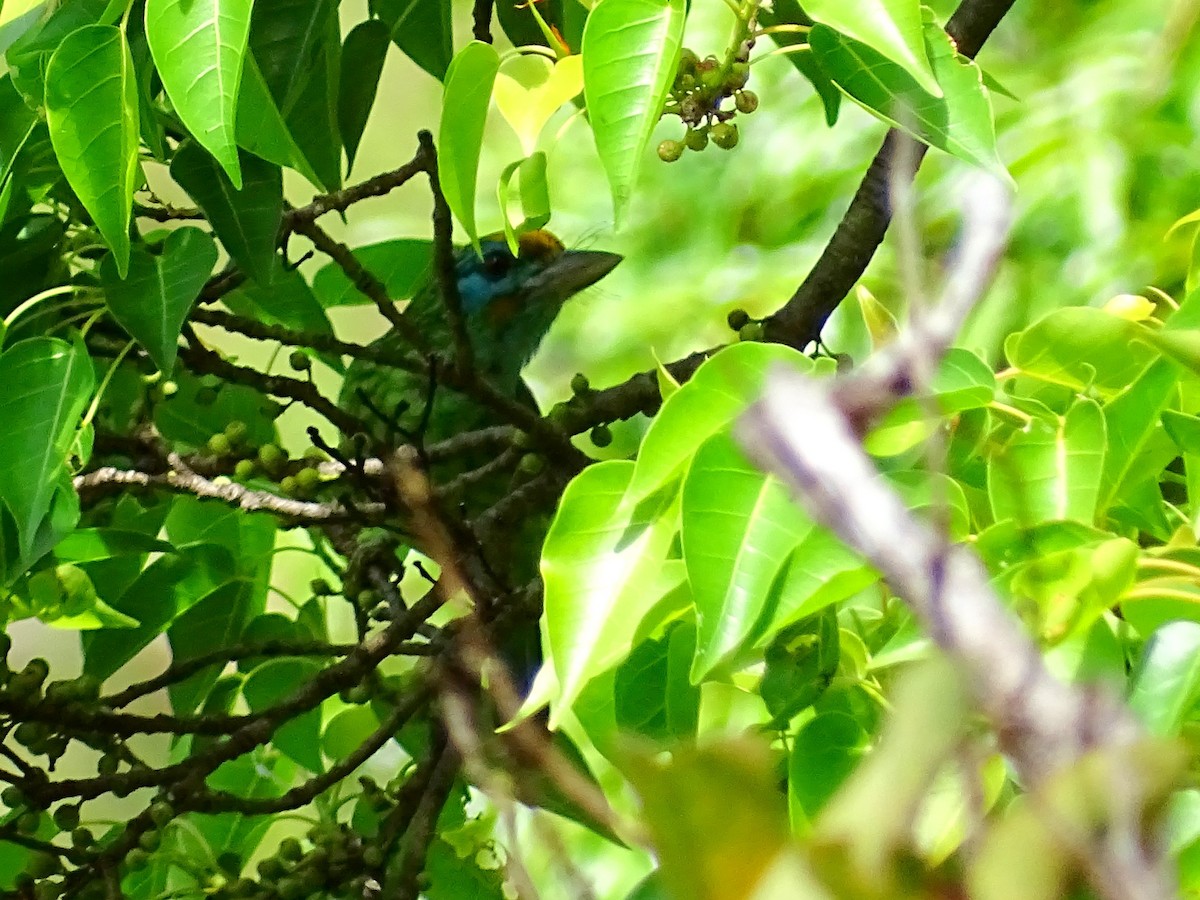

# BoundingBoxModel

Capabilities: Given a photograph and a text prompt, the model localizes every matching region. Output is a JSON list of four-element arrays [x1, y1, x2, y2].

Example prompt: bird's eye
[[482, 250, 512, 280]]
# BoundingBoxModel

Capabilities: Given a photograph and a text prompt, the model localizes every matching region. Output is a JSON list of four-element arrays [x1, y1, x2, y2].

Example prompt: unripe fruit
[[711, 122, 739, 150], [570, 373, 590, 395], [726, 62, 750, 91], [233, 459, 256, 480], [727, 308, 750, 331], [738, 321, 765, 342], [517, 453, 544, 476], [736, 90, 759, 114], [149, 800, 173, 828], [207, 434, 232, 457], [53, 804, 79, 831], [278, 837, 303, 862], [257, 443, 285, 471], [295, 467, 320, 492], [677, 48, 700, 74], [126, 848, 150, 870], [589, 424, 613, 448], [159, 380, 178, 398], [279, 476, 298, 496], [288, 351, 311, 372], [225, 421, 248, 445], [685, 128, 708, 151], [657, 139, 684, 163]]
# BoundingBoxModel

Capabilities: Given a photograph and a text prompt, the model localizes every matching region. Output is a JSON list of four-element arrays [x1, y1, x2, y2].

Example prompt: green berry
[[126, 848, 150, 870], [726, 62, 750, 91], [735, 90, 759, 114], [685, 127, 709, 151], [149, 800, 173, 828], [657, 139, 684, 163], [71, 827, 93, 848], [98, 753, 119, 777], [207, 434, 233, 456], [834, 352, 854, 374], [677, 48, 699, 74], [2, 787, 25, 809], [16, 811, 39, 834], [738, 321, 764, 342], [517, 453, 544, 476], [224, 421, 248, 445], [570, 373, 591, 395], [279, 476, 298, 496], [138, 830, 161, 852], [295, 467, 320, 491], [52, 804, 80, 831], [727, 308, 750, 331], [711, 122, 739, 149], [342, 684, 370, 705], [288, 351, 311, 372], [233, 459, 256, 480], [589, 424, 613, 448], [26, 852, 58, 879], [362, 846, 383, 868], [159, 380, 178, 398]]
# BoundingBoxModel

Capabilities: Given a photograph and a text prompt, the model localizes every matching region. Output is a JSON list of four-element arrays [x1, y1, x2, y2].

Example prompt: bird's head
[[454, 230, 622, 382]]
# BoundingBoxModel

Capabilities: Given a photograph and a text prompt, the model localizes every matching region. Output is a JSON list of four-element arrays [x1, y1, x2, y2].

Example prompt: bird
[[338, 229, 621, 501]]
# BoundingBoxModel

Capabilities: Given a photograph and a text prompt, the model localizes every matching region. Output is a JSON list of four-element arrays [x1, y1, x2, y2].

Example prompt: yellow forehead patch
[[517, 229, 564, 262]]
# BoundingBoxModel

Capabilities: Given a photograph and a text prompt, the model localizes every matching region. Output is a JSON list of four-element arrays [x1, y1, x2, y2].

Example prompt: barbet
[[338, 230, 621, 508]]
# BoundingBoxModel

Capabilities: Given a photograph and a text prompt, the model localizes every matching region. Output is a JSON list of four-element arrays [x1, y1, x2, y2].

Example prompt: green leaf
[[624, 739, 794, 900], [988, 397, 1106, 526], [1098, 358, 1178, 514], [0, 338, 93, 557], [801, 0, 939, 96], [311, 239, 434, 307], [757, 0, 839, 125], [541, 460, 679, 727], [145, 0, 253, 188], [44, 25, 138, 276], [1128, 622, 1200, 736], [6, 0, 108, 108], [249, 0, 335, 114], [439, 41, 501, 248], [338, 19, 389, 172], [1005, 306, 1153, 395], [497, 152, 552, 254], [170, 141, 282, 284], [237, 52, 323, 189], [283, 12, 342, 192], [52, 528, 174, 564], [169, 579, 259, 714], [810, 22, 1006, 176], [788, 711, 870, 828], [630, 342, 816, 502], [322, 705, 381, 761], [81, 544, 238, 680], [682, 433, 812, 681], [99, 227, 218, 374], [582, 0, 685, 225], [243, 658, 324, 772], [377, 0, 452, 81], [494, 53, 584, 155]]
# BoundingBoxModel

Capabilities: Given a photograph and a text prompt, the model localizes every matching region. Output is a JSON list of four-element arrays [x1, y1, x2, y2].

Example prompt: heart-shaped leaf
[[44, 25, 139, 276], [494, 53, 583, 155], [100, 227, 219, 374], [0, 338, 94, 557]]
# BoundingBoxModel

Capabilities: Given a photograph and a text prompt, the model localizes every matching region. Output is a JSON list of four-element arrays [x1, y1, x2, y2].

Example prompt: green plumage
[[338, 230, 620, 495]]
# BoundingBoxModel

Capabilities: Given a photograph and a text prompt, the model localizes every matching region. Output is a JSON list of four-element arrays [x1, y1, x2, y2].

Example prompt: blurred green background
[[7, 0, 1200, 895]]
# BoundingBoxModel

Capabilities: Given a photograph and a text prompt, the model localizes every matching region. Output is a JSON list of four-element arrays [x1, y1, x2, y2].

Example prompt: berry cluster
[[658, 47, 760, 162]]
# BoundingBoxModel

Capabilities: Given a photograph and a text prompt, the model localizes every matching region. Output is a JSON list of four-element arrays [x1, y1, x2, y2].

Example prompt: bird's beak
[[526, 249, 623, 305]]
